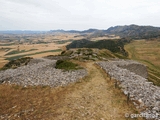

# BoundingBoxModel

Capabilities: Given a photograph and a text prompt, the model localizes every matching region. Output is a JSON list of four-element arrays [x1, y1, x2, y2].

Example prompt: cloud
[[0, 0, 160, 30]]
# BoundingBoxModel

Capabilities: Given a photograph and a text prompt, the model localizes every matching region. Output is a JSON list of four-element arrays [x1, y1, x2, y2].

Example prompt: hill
[[49, 25, 160, 39], [2, 24, 160, 39], [105, 24, 160, 39], [66, 39, 129, 56], [49, 29, 99, 34]]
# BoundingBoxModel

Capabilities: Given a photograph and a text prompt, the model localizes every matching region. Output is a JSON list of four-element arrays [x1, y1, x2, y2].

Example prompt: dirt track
[[48, 62, 142, 120]]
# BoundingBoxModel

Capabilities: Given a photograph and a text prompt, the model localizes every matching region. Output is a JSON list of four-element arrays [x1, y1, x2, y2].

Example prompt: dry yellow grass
[[0, 33, 119, 68], [0, 32, 84, 68], [125, 39, 160, 86], [50, 33, 85, 41], [4, 43, 61, 57], [0, 62, 143, 120], [125, 40, 160, 66], [0, 43, 65, 68]]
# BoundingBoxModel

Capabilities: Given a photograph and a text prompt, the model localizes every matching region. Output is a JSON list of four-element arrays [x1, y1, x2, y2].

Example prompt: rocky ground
[[0, 58, 87, 87], [0, 57, 159, 119], [97, 60, 160, 120]]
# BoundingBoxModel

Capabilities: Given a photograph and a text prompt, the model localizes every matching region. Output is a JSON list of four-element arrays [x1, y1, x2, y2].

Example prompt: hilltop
[[105, 24, 160, 39], [66, 39, 129, 57]]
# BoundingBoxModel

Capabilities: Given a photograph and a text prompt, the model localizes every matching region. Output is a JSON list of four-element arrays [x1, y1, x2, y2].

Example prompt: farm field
[[0, 43, 64, 67], [0, 32, 91, 66], [0, 33, 83, 67], [125, 39, 160, 86], [0, 32, 120, 68]]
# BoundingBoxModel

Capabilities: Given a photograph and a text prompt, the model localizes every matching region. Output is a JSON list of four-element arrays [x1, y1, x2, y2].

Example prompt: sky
[[0, 0, 160, 30]]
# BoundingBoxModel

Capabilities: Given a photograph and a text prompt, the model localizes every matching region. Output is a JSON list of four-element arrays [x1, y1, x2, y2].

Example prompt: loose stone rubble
[[97, 60, 160, 120], [0, 58, 87, 87]]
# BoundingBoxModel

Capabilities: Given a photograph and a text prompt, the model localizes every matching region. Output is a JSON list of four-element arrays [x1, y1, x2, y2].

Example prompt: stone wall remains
[[0, 58, 87, 87], [97, 60, 160, 120]]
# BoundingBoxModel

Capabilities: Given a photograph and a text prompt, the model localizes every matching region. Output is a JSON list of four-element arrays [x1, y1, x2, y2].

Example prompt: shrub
[[61, 51, 66, 55], [1, 57, 33, 70], [55, 60, 79, 71]]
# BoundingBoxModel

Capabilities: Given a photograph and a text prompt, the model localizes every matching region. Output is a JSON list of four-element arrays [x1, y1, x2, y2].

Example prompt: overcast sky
[[0, 0, 160, 30]]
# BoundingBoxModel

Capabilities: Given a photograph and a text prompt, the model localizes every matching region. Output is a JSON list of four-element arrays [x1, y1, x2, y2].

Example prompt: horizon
[[0, 24, 160, 31]]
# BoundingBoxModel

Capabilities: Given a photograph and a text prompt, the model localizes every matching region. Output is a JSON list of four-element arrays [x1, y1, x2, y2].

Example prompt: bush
[[55, 60, 79, 70], [1, 57, 33, 70], [61, 51, 66, 55]]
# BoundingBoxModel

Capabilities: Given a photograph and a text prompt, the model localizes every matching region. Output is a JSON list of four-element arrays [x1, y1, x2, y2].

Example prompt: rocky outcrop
[[0, 58, 87, 87], [97, 60, 160, 120]]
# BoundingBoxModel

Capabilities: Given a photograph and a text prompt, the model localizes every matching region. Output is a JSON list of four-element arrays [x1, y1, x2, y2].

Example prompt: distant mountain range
[[1, 24, 160, 39], [105, 24, 160, 39], [50, 24, 160, 39], [49, 29, 99, 34]]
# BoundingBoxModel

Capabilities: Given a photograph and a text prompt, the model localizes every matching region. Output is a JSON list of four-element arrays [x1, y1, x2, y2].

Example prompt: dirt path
[[0, 62, 143, 120], [48, 62, 142, 120]]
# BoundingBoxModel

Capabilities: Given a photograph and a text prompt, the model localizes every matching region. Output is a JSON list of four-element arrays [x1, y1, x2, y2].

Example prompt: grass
[[148, 73, 160, 86], [0, 57, 33, 70], [114, 53, 128, 59], [55, 60, 82, 71], [62, 48, 116, 61], [54, 40, 73, 44], [0, 48, 11, 52], [147, 67, 160, 86], [5, 49, 62, 61], [125, 39, 160, 86], [0, 43, 15, 46], [5, 49, 38, 56]]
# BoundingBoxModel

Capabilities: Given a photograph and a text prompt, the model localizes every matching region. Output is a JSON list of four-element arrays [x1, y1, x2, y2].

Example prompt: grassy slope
[[125, 40, 160, 86]]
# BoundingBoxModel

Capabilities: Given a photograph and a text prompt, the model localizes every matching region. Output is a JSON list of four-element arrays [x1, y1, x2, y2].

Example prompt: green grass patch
[[5, 49, 38, 56], [5, 49, 62, 61], [54, 40, 73, 44], [55, 60, 82, 71], [113, 53, 128, 59], [0, 43, 15, 46]]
